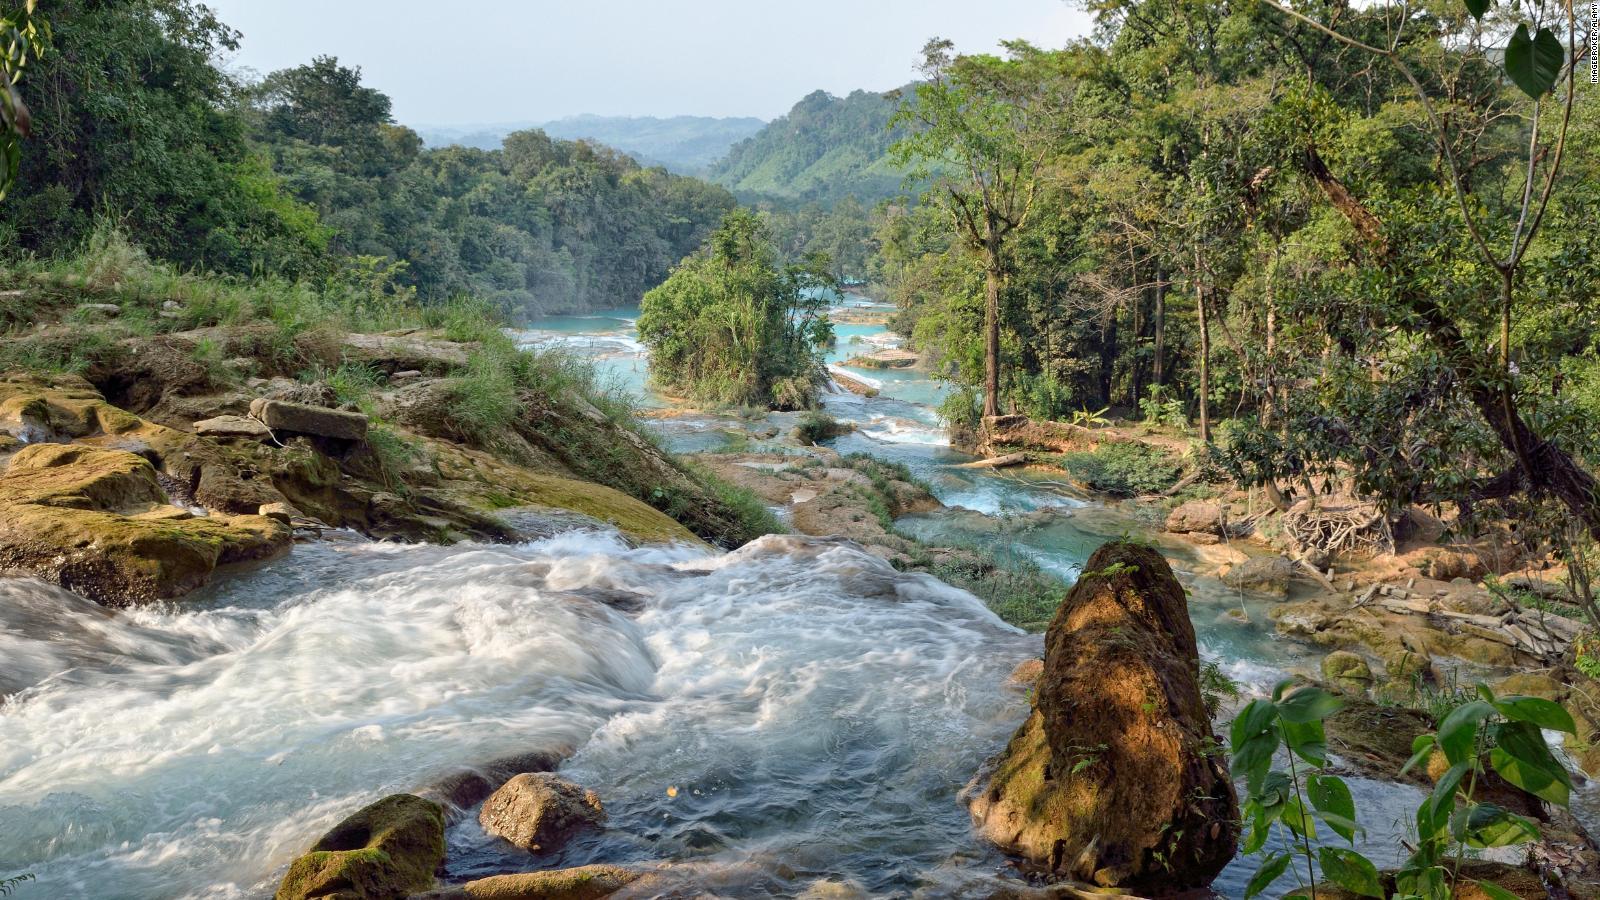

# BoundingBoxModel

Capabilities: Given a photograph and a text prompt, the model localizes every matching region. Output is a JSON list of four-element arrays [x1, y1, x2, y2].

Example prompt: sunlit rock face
[[966, 541, 1239, 891]]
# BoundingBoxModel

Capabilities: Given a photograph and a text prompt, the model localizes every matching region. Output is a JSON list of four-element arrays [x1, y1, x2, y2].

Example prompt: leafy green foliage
[[1060, 442, 1183, 497], [1232, 680, 1578, 898], [0, 0, 42, 201], [638, 209, 835, 410]]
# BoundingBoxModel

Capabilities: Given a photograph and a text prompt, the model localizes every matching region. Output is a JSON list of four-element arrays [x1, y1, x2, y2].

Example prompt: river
[[0, 298, 1425, 898]]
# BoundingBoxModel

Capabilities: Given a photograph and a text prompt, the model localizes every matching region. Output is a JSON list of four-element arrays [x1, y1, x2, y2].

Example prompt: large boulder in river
[[965, 541, 1237, 891], [275, 793, 445, 900], [0, 443, 289, 603], [479, 773, 605, 852]]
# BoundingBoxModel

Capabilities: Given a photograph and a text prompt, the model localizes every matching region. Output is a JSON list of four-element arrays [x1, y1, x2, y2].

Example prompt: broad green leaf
[[1232, 698, 1278, 749], [1244, 851, 1292, 900], [1503, 24, 1564, 98], [1463, 0, 1491, 20], [1283, 794, 1317, 838], [1277, 685, 1344, 724], [1419, 761, 1470, 839], [1308, 774, 1358, 842], [1494, 695, 1576, 734], [1401, 733, 1436, 777], [1490, 720, 1573, 806], [1462, 802, 1541, 848], [1281, 717, 1329, 767], [1242, 800, 1280, 854], [1437, 700, 1494, 765], [1233, 733, 1279, 795], [1319, 847, 1383, 898], [1397, 866, 1451, 900]]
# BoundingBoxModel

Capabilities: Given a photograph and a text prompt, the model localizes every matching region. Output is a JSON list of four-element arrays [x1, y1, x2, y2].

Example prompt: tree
[[638, 209, 835, 410], [892, 39, 1071, 418], [0, 0, 42, 201], [1256, 0, 1598, 535]]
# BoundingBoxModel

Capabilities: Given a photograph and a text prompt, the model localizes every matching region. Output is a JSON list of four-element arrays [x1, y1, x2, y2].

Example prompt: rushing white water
[[0, 531, 1036, 898]]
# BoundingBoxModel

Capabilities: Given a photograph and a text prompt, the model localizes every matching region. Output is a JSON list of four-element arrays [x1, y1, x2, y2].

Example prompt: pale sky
[[204, 0, 1094, 126]]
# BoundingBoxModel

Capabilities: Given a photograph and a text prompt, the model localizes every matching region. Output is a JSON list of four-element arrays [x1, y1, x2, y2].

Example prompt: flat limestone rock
[[194, 414, 270, 439], [249, 398, 368, 441], [0, 443, 290, 604]]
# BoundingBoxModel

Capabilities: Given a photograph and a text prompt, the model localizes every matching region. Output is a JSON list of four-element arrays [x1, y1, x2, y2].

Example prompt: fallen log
[[960, 453, 1031, 469]]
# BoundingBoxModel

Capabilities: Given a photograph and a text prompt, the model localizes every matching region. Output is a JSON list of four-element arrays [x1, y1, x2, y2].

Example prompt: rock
[[418, 865, 641, 900], [0, 444, 290, 604], [1321, 650, 1373, 687], [478, 773, 605, 852], [250, 398, 369, 441], [964, 541, 1237, 890], [1006, 658, 1043, 692], [162, 300, 182, 311], [1222, 555, 1296, 597], [274, 793, 445, 900], [342, 331, 471, 373], [1400, 505, 1447, 544], [194, 414, 271, 439], [1165, 499, 1231, 536], [417, 750, 571, 820], [1325, 698, 1436, 786], [390, 369, 424, 383], [76, 302, 121, 316], [257, 501, 302, 525]]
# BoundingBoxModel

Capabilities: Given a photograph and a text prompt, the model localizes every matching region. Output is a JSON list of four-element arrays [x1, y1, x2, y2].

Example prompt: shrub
[[638, 209, 834, 410], [1060, 442, 1183, 497], [794, 410, 848, 445]]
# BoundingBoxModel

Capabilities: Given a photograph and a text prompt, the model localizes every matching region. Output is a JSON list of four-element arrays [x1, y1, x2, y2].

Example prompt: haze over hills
[[416, 114, 766, 173], [707, 88, 918, 205]]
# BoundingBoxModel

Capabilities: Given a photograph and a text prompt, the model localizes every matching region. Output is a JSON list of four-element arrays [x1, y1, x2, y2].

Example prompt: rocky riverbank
[[0, 322, 777, 603]]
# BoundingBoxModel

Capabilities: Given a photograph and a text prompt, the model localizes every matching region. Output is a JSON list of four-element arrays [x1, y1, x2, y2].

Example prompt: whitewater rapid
[[0, 530, 1036, 898]]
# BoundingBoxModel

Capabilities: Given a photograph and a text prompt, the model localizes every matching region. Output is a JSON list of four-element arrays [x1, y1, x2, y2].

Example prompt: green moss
[[275, 794, 444, 900]]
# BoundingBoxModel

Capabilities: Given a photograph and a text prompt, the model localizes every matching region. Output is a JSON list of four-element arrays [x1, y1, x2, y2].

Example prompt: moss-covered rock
[[964, 541, 1237, 890], [425, 865, 640, 900], [275, 794, 445, 900], [0, 443, 289, 603], [1321, 650, 1374, 691]]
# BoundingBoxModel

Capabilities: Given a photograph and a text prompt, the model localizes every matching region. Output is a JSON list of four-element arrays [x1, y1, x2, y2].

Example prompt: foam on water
[[0, 532, 1036, 899]]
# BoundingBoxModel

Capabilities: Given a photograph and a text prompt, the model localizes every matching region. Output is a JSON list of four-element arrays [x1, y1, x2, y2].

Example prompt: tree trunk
[[1194, 248, 1211, 444], [983, 227, 1002, 419], [1153, 267, 1166, 387]]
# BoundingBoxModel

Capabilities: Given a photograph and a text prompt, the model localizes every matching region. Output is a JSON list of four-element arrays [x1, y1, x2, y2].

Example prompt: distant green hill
[[707, 89, 918, 205], [416, 115, 765, 174]]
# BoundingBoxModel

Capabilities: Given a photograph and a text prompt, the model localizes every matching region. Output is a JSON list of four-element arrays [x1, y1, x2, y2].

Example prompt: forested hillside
[[419, 115, 766, 174], [0, 10, 734, 318], [708, 89, 913, 204]]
